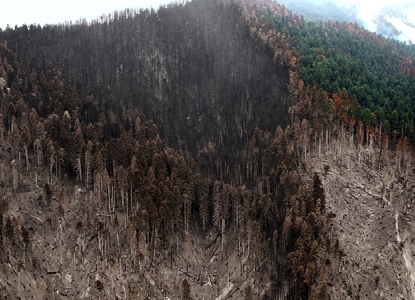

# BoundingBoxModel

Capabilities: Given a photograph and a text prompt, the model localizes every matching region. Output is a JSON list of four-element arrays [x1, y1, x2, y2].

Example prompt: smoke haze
[[277, 0, 415, 43]]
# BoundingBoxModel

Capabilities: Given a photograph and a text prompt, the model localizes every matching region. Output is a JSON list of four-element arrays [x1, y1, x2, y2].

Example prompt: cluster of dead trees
[[0, 0, 350, 297], [0, 37, 339, 298]]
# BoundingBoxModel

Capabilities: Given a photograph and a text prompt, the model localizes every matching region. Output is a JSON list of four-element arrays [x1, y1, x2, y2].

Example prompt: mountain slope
[[0, 0, 290, 184], [307, 128, 415, 299], [0, 1, 336, 298], [1, 0, 415, 299]]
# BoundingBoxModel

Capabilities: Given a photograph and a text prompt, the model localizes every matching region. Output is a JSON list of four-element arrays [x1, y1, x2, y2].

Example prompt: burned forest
[[0, 0, 415, 299]]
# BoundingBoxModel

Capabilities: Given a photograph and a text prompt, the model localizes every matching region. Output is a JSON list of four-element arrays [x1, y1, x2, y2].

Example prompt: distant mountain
[[273, 0, 360, 24], [277, 0, 415, 43], [379, 3, 415, 42]]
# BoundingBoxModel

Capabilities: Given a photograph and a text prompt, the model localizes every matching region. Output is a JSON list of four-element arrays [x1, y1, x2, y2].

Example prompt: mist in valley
[[276, 0, 415, 43]]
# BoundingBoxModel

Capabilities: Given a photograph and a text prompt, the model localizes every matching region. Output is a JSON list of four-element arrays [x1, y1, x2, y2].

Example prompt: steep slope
[[306, 127, 415, 299], [0, 24, 335, 300], [0, 0, 290, 183], [2, 0, 415, 299], [270, 10, 415, 142]]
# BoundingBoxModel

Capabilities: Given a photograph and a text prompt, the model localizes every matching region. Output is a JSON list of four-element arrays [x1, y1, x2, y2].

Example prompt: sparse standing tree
[[33, 138, 42, 185], [245, 284, 253, 300], [11, 159, 18, 191], [181, 278, 191, 300], [127, 224, 137, 268], [0, 113, 5, 146], [21, 225, 29, 264], [85, 141, 93, 188], [73, 126, 85, 182], [312, 173, 325, 213], [4, 217, 13, 243], [115, 165, 128, 226], [20, 123, 31, 171], [58, 186, 66, 236]]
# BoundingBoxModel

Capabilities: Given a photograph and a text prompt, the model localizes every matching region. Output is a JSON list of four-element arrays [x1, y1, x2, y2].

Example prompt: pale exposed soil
[[308, 134, 415, 300]]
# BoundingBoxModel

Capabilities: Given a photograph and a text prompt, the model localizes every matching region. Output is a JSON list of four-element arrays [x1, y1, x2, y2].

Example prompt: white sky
[[1, 0, 414, 38], [0, 0, 176, 30]]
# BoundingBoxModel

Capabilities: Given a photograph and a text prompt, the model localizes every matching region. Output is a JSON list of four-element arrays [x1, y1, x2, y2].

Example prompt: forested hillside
[[0, 0, 291, 184], [1, 0, 415, 299], [278, 19, 415, 140], [0, 0, 338, 299]]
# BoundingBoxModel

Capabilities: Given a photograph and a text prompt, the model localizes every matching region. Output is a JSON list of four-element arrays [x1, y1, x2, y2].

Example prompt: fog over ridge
[[276, 0, 415, 43]]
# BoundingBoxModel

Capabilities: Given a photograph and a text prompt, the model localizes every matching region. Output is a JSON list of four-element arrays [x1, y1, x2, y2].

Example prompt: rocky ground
[[309, 133, 415, 299], [2, 129, 415, 299], [0, 159, 261, 300]]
